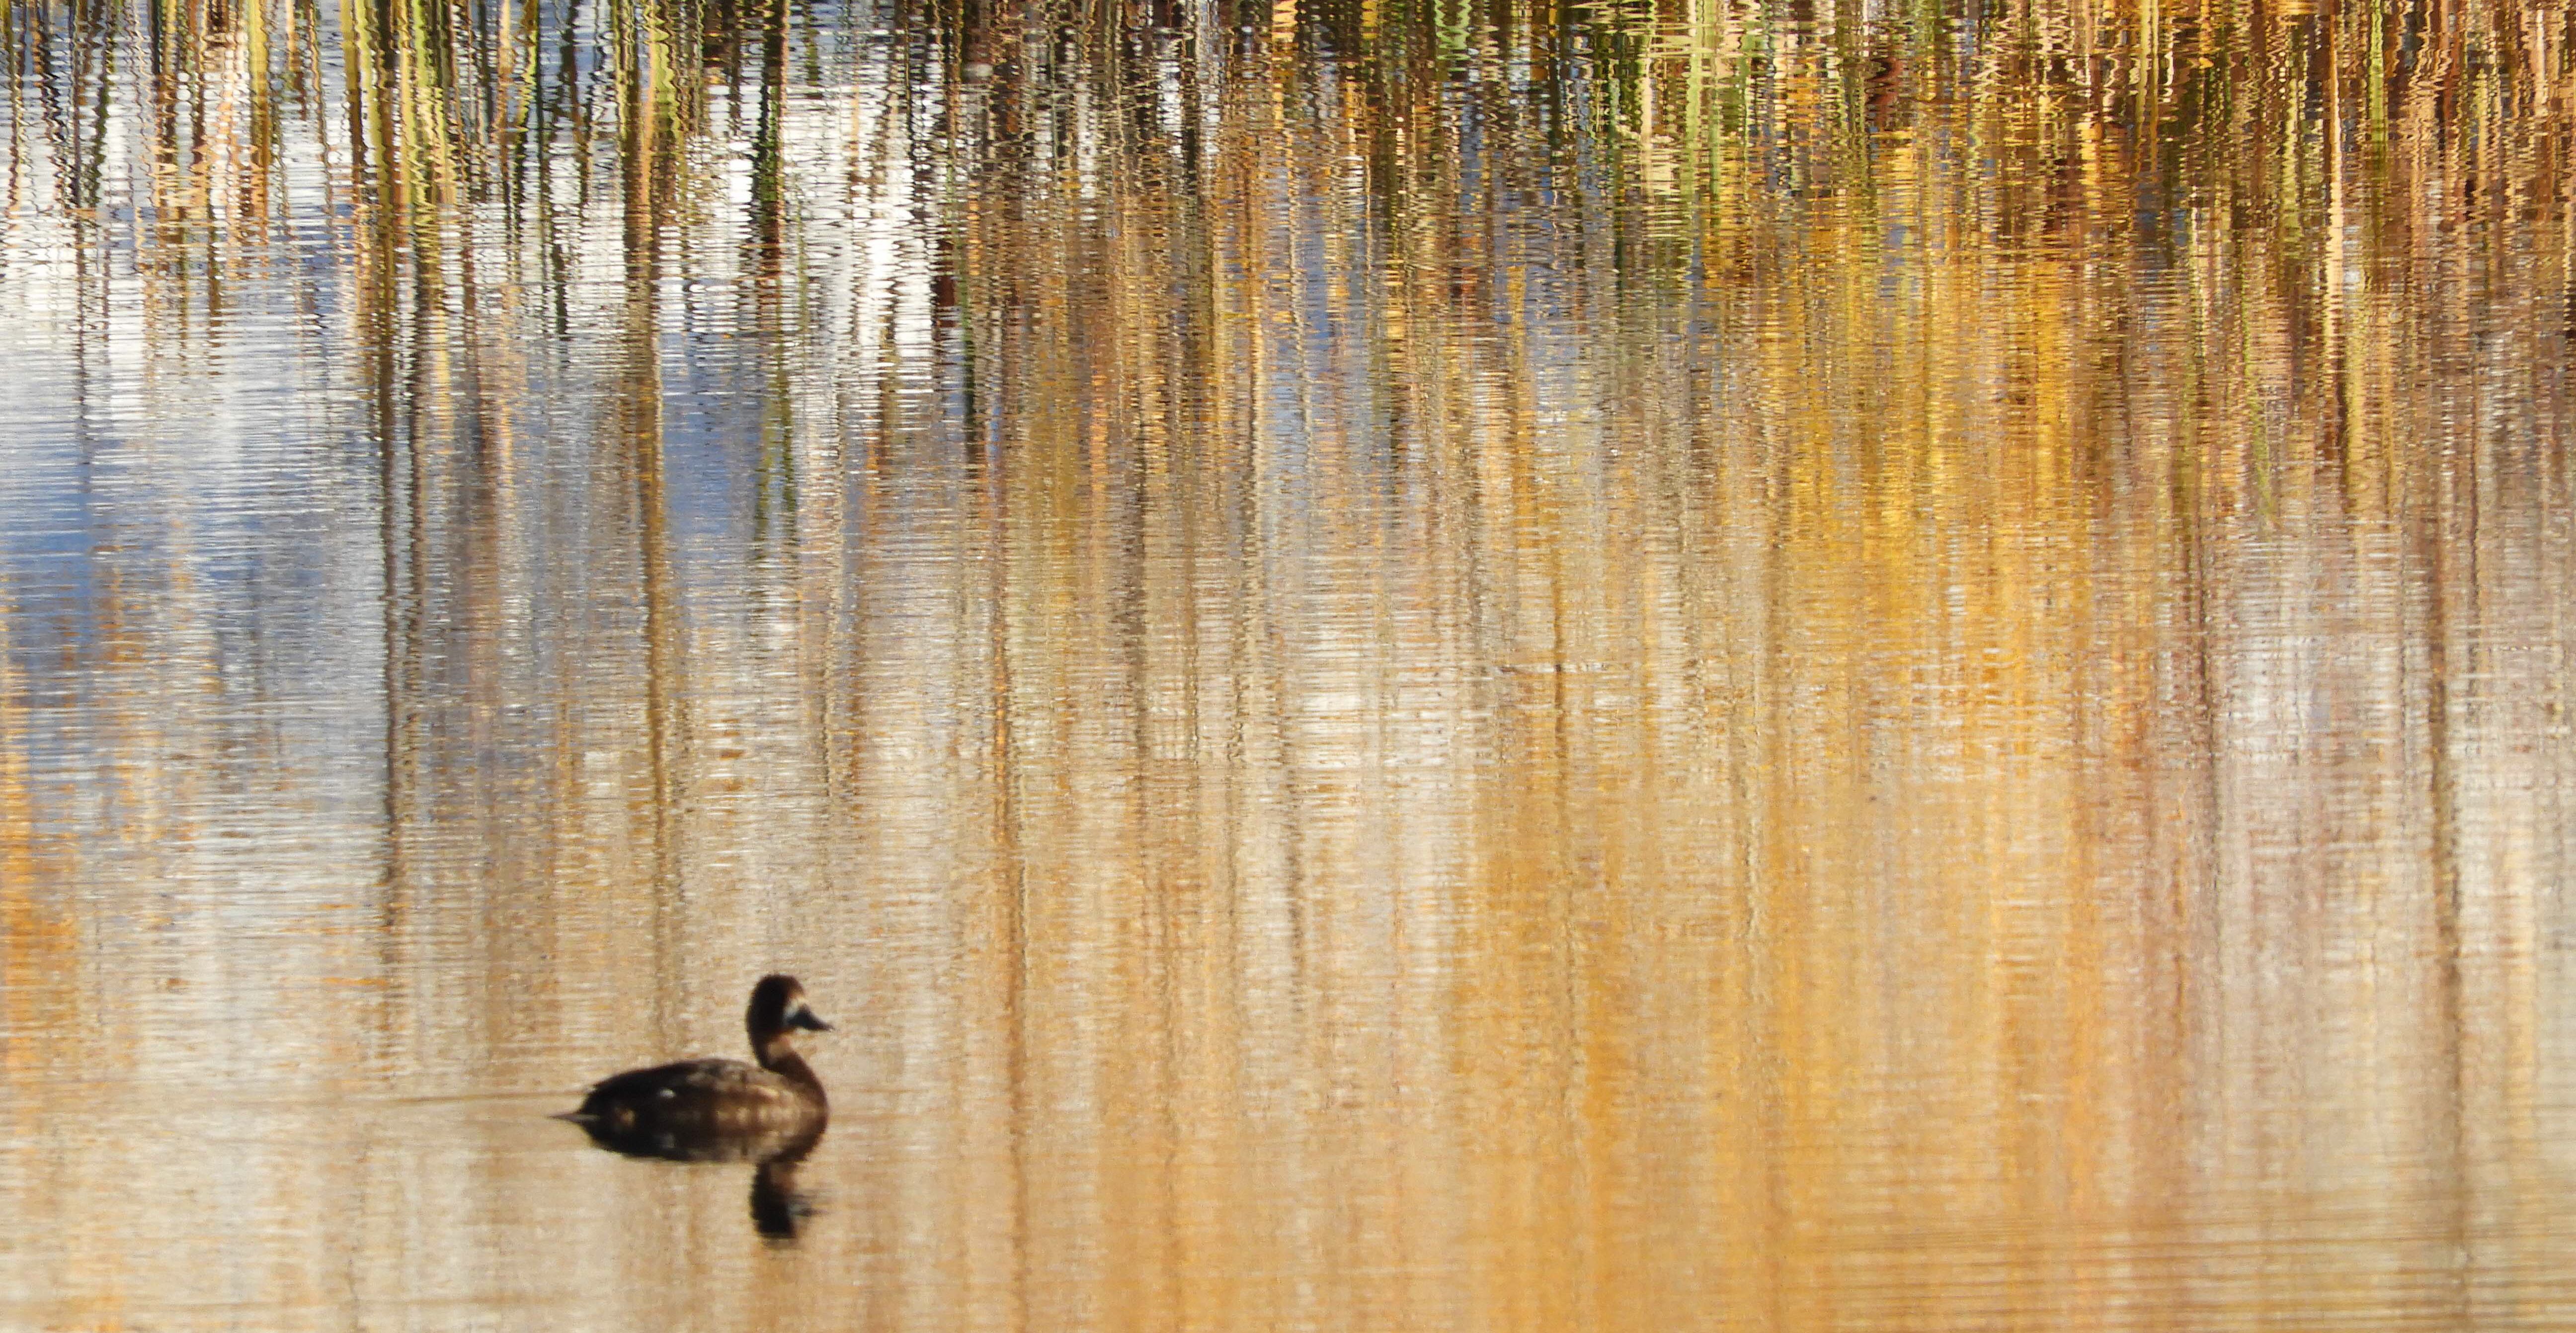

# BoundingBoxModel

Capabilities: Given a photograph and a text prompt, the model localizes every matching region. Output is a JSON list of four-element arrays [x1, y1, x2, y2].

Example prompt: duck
[[559, 974, 833, 1157]]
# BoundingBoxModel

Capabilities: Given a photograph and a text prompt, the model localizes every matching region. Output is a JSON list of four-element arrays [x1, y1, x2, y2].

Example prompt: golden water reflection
[[2, 0, 2574, 1326]]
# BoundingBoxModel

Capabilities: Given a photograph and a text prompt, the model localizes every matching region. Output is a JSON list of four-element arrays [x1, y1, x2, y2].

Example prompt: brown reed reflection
[[0, 0, 2571, 1328]]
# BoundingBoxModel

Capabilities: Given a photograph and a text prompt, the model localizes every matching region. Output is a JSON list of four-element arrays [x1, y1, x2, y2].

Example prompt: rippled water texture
[[4, 0, 2574, 1327]]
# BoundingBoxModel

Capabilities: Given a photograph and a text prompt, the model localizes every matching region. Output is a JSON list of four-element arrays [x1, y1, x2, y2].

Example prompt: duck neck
[[757, 1036, 826, 1101]]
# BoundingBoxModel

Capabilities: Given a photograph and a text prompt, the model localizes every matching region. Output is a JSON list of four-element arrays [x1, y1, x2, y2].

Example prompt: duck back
[[575, 1056, 826, 1136]]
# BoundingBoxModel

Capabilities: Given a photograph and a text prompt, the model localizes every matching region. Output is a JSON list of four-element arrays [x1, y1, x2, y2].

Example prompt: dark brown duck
[[560, 974, 832, 1154]]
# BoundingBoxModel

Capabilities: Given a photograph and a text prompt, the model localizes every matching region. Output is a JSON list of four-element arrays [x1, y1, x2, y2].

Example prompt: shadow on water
[[564, 1118, 826, 1245]]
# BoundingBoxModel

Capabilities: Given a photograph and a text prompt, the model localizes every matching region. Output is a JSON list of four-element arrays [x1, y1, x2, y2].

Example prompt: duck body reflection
[[560, 974, 832, 1154]]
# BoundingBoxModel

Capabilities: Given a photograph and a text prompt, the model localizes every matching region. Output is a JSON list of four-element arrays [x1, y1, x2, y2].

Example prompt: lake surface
[[3, 0, 2574, 1327]]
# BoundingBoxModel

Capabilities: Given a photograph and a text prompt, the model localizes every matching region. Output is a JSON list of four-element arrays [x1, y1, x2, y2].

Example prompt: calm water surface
[[3, 0, 2574, 1327]]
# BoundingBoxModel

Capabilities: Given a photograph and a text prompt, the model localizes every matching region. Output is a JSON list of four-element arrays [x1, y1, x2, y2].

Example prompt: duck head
[[747, 973, 832, 1058]]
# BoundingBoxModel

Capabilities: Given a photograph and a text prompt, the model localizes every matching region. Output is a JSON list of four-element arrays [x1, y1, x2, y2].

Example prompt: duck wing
[[566, 1056, 820, 1145]]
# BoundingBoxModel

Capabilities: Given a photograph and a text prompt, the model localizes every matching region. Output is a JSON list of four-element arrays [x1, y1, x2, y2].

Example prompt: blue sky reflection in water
[[1, 0, 2574, 1328]]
